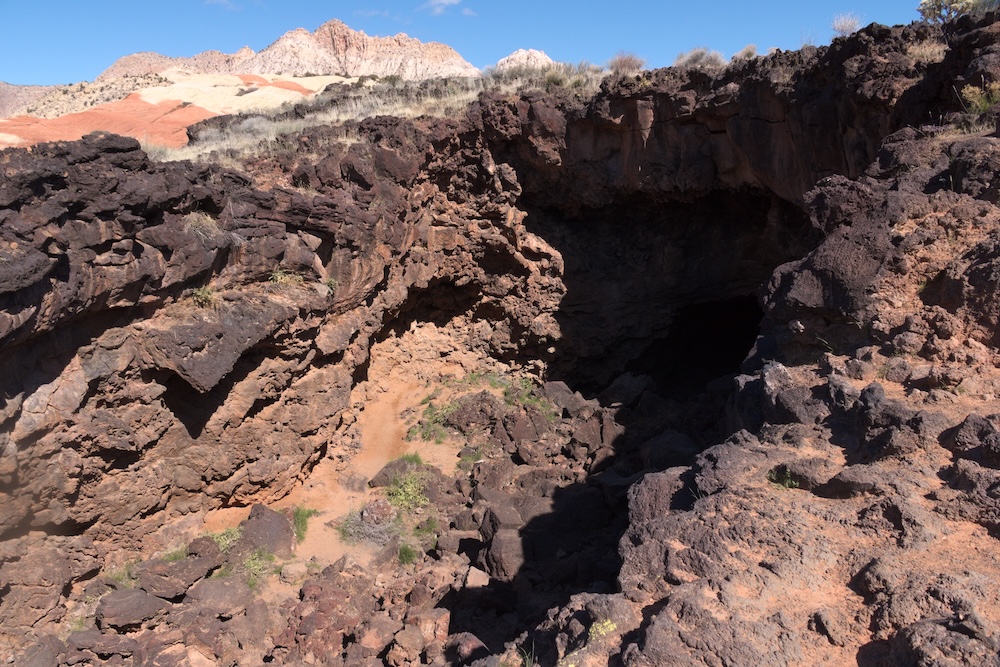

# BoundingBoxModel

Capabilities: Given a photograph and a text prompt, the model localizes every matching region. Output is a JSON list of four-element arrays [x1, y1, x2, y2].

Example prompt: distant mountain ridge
[[96, 19, 480, 81]]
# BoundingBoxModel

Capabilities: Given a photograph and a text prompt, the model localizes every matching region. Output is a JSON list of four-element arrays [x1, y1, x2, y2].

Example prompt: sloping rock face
[[0, 82, 56, 118], [5, 14, 1000, 667], [95, 19, 479, 81]]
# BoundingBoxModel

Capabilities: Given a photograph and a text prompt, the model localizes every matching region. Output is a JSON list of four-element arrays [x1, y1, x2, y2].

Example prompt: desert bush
[[730, 44, 758, 62], [162, 547, 188, 562], [767, 466, 800, 489], [387, 472, 429, 511], [961, 81, 1000, 115], [191, 286, 214, 308], [337, 510, 397, 545], [398, 544, 420, 565], [486, 61, 604, 94], [832, 12, 863, 37], [673, 47, 726, 71], [406, 400, 457, 443], [398, 452, 424, 465], [104, 563, 138, 589], [208, 526, 242, 554], [908, 40, 948, 63], [182, 211, 220, 240], [243, 549, 277, 589], [269, 268, 304, 285], [918, 0, 999, 22], [608, 51, 645, 76]]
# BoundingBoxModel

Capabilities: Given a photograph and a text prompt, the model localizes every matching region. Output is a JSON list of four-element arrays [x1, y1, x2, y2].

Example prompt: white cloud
[[461, 7, 476, 16], [422, 0, 461, 15]]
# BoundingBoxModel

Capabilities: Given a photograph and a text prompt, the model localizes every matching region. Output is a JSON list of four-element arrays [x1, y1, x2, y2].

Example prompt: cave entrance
[[520, 189, 817, 392], [626, 295, 763, 399]]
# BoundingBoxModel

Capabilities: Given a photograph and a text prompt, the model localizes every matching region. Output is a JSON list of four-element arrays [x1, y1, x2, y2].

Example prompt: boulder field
[[4, 14, 1000, 667]]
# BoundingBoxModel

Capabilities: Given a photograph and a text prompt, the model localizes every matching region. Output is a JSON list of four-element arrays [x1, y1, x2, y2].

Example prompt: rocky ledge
[[4, 13, 1000, 667]]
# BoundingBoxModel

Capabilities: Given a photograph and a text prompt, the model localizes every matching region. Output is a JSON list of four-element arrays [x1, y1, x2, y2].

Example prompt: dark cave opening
[[626, 295, 764, 400], [516, 189, 818, 394]]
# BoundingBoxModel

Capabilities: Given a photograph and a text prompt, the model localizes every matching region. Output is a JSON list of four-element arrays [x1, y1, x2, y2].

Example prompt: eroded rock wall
[[5, 14, 1000, 665]]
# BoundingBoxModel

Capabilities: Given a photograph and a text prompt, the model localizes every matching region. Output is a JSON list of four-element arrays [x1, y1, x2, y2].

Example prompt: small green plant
[[518, 644, 537, 667], [503, 377, 534, 406], [503, 377, 557, 416], [269, 268, 304, 285], [292, 506, 320, 543], [162, 547, 187, 562], [192, 286, 214, 308], [387, 473, 429, 511], [324, 277, 339, 295], [398, 452, 424, 465], [960, 81, 1000, 116], [406, 401, 457, 443], [398, 543, 419, 565], [104, 563, 138, 589], [243, 549, 277, 590], [210, 563, 233, 579], [768, 467, 800, 489], [458, 447, 483, 471], [462, 371, 507, 389], [589, 619, 617, 642], [68, 615, 92, 632], [208, 527, 242, 554], [413, 516, 438, 541]]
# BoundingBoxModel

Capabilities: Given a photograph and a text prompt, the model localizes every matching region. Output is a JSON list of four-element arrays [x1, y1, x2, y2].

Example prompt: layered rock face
[[95, 19, 480, 81], [4, 14, 1000, 667]]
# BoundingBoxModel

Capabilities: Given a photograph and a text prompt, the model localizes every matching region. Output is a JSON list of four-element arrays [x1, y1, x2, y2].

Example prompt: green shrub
[[406, 401, 457, 443], [398, 544, 419, 565], [767, 466, 800, 489], [104, 563, 138, 589], [162, 547, 187, 562], [208, 527, 242, 554], [292, 506, 320, 543], [960, 81, 1000, 115], [387, 473, 429, 511], [192, 286, 214, 308], [210, 563, 233, 579], [269, 268, 303, 285], [243, 549, 277, 589], [413, 516, 438, 541], [499, 377, 560, 422]]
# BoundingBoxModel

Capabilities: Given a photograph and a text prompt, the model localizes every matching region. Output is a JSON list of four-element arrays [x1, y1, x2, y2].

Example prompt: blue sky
[[2, 0, 920, 85]]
